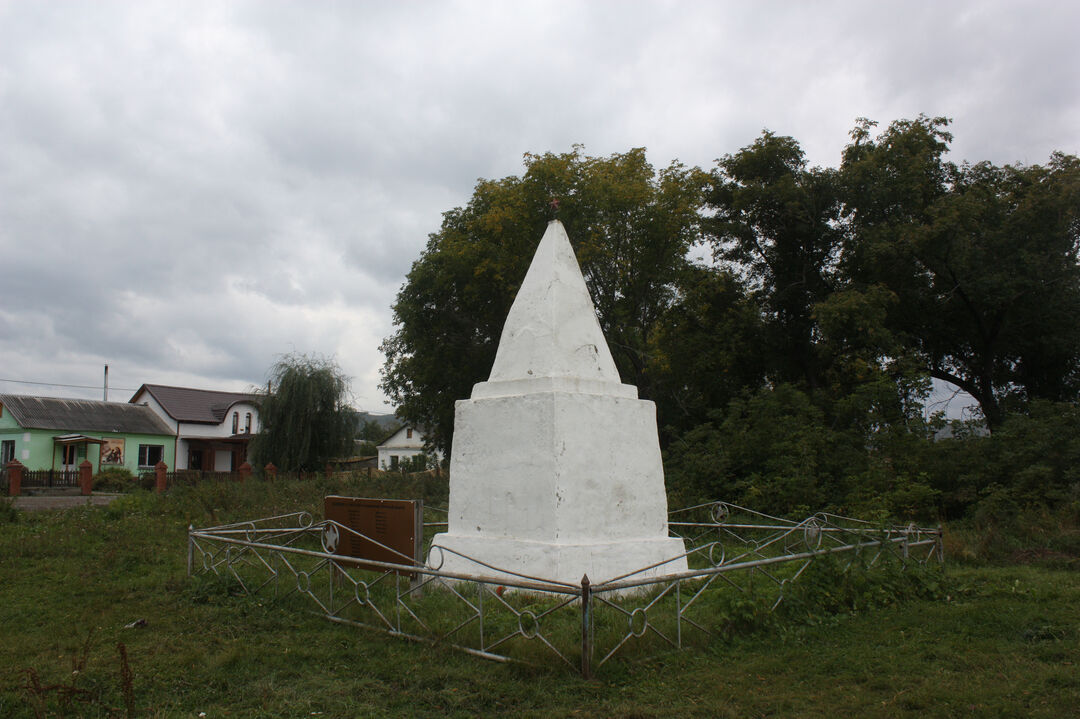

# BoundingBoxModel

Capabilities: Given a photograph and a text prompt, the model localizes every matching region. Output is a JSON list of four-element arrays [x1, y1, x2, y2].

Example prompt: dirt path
[[10, 494, 123, 511]]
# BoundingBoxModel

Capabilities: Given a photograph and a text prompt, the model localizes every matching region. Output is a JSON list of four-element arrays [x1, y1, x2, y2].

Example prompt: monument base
[[429, 532, 689, 593]]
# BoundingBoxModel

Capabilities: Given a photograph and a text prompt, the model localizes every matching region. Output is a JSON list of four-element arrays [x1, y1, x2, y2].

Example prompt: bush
[[666, 393, 1080, 525], [664, 385, 857, 515], [92, 467, 136, 492]]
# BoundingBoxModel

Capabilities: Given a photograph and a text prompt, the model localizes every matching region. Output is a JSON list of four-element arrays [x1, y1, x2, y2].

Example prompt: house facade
[[0, 394, 175, 475], [129, 384, 260, 471], [376, 425, 442, 470]]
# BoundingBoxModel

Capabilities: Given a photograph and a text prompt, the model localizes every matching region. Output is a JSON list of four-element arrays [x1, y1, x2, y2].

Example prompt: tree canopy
[[380, 146, 707, 452], [250, 354, 355, 471], [380, 125, 1080, 521], [840, 117, 1080, 429]]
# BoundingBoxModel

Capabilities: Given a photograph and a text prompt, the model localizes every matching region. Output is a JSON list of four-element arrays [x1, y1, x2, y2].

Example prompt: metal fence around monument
[[187, 502, 942, 677]]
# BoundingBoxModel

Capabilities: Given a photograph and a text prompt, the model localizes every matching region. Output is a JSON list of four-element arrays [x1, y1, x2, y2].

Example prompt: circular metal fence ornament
[[803, 518, 822, 551], [322, 524, 340, 554], [518, 610, 539, 639], [202, 551, 212, 571], [426, 545, 445, 571], [354, 580, 369, 605], [298, 512, 313, 529], [709, 542, 726, 567], [296, 571, 310, 593], [629, 607, 648, 638], [244, 522, 257, 542], [710, 502, 730, 523]]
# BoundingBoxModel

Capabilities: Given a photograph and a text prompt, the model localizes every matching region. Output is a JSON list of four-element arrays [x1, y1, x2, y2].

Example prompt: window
[[406, 428, 413, 439], [139, 444, 164, 468], [390, 455, 399, 470], [1, 439, 14, 466], [232, 412, 239, 434], [245, 413, 252, 433]]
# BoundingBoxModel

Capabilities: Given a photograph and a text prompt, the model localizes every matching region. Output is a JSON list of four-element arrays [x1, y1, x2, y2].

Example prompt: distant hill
[[351, 410, 402, 441], [354, 411, 399, 430]]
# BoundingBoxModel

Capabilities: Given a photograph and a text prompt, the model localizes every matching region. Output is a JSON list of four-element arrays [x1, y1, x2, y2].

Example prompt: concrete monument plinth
[[431, 220, 688, 589]]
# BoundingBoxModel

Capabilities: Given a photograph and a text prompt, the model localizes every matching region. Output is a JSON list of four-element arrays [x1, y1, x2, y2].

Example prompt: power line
[[0, 377, 138, 392]]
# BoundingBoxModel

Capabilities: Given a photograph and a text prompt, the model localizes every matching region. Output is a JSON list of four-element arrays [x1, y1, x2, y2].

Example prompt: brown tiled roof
[[0, 394, 174, 435], [131, 384, 260, 424]]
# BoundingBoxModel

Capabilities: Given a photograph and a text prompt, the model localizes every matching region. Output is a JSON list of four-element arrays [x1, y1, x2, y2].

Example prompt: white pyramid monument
[[430, 220, 688, 588]]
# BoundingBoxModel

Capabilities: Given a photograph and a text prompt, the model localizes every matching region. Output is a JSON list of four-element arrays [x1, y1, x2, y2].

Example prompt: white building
[[129, 384, 260, 471], [376, 425, 440, 470]]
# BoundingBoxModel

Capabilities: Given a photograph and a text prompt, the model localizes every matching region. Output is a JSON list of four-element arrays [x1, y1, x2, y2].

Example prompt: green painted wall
[[0, 405, 174, 474], [0, 405, 21, 430], [0, 428, 60, 471]]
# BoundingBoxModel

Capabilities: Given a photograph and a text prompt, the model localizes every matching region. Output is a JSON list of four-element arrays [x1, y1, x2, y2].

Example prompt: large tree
[[647, 264, 766, 436], [380, 147, 706, 453], [250, 354, 355, 471], [702, 131, 845, 394], [841, 117, 1080, 429]]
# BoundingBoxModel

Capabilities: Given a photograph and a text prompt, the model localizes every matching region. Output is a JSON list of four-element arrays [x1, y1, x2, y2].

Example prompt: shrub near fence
[[152, 467, 447, 502]]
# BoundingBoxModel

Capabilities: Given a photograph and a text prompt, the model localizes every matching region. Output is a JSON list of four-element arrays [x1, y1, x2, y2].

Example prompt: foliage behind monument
[[380, 125, 1080, 521], [380, 146, 708, 453]]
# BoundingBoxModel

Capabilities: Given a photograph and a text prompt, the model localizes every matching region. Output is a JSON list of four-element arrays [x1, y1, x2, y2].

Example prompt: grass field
[[1, 477, 1077, 718]]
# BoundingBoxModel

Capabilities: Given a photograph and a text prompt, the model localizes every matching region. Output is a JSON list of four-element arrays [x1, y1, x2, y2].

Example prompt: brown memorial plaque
[[323, 496, 423, 577]]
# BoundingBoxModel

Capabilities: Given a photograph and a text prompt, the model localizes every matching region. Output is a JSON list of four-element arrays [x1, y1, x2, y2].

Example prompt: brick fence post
[[155, 461, 168, 494], [237, 462, 252, 482], [6, 459, 23, 497], [264, 462, 277, 481], [78, 459, 93, 496]]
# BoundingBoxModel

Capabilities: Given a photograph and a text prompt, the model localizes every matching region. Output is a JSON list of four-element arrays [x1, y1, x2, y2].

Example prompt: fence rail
[[19, 469, 80, 489], [188, 502, 943, 677]]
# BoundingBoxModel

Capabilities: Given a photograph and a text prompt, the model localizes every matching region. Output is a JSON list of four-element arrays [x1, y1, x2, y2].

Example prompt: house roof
[[0, 394, 174, 435], [130, 384, 260, 424], [376, 424, 428, 449]]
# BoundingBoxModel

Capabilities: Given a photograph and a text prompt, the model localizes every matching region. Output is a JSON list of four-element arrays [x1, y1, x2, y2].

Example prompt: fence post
[[238, 462, 252, 482], [264, 463, 277, 481], [78, 459, 93, 496], [580, 574, 592, 679], [6, 460, 23, 497], [187, 524, 194, 576], [155, 461, 168, 494]]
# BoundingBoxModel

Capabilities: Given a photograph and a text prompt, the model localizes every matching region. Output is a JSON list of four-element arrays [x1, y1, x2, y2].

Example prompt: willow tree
[[250, 354, 355, 471]]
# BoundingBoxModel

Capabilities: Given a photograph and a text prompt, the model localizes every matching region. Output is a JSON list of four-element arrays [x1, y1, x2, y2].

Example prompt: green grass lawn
[[1, 479, 1077, 718]]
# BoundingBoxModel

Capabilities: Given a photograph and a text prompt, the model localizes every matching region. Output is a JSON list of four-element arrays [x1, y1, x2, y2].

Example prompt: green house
[[0, 394, 175, 475]]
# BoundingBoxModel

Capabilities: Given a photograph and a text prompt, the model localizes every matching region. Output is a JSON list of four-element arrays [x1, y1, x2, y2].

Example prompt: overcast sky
[[1, 0, 1077, 414]]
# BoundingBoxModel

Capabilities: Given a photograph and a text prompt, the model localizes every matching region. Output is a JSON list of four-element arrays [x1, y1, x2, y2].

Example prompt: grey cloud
[[1, 0, 1077, 410]]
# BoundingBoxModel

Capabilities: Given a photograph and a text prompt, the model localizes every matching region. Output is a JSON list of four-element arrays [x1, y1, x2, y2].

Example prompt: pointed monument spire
[[473, 220, 635, 399], [433, 218, 687, 589]]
